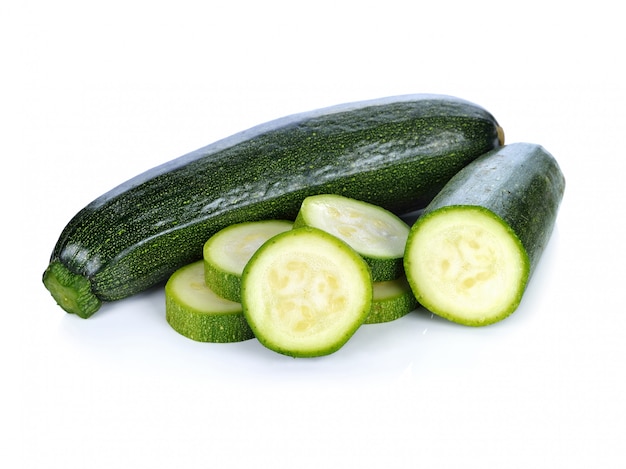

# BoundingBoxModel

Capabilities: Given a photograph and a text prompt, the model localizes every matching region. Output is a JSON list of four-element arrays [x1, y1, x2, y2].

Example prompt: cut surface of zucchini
[[405, 206, 528, 326], [294, 194, 410, 281], [203, 220, 293, 302], [165, 260, 254, 343], [241, 226, 372, 357], [366, 277, 419, 324]]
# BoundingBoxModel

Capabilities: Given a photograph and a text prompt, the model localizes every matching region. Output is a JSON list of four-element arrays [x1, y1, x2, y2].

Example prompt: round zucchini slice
[[294, 194, 410, 281], [203, 220, 293, 302], [241, 226, 372, 357], [165, 260, 254, 343]]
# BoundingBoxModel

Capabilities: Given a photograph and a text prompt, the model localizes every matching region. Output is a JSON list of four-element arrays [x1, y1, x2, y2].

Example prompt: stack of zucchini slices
[[166, 194, 419, 357]]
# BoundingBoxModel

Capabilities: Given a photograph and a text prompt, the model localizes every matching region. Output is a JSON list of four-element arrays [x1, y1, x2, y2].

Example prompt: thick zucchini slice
[[294, 194, 410, 281], [404, 143, 565, 326], [165, 261, 253, 343], [365, 277, 419, 324], [241, 227, 372, 358], [203, 220, 293, 302], [44, 93, 503, 318]]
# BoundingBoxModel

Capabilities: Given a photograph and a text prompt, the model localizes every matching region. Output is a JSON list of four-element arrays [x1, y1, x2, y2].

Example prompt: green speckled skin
[[165, 295, 254, 343], [365, 279, 419, 324], [46, 94, 502, 314]]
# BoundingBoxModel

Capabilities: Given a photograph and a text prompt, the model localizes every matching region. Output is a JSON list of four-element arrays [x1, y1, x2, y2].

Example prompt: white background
[[4, 1, 625, 468]]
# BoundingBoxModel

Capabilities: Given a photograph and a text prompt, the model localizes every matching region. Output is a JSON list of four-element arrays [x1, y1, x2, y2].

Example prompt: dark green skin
[[44, 94, 502, 317], [419, 142, 566, 275]]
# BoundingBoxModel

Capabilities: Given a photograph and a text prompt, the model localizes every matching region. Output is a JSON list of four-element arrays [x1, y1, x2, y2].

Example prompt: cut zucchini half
[[165, 260, 254, 343], [294, 194, 410, 281], [404, 143, 565, 326], [405, 206, 529, 326], [241, 226, 372, 358], [365, 277, 419, 324], [203, 220, 293, 302]]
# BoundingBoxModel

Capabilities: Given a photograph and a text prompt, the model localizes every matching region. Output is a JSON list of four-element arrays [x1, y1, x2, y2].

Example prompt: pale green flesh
[[405, 207, 528, 326], [296, 194, 410, 259], [374, 277, 413, 301], [203, 220, 293, 274], [242, 227, 372, 357]]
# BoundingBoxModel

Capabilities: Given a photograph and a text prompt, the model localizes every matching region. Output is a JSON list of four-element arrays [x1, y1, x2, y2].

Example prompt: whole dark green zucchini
[[43, 94, 503, 318]]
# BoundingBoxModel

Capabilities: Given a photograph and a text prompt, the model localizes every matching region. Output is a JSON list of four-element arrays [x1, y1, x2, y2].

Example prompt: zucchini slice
[[165, 261, 253, 343], [241, 227, 372, 357], [404, 143, 565, 326], [294, 194, 410, 281], [203, 220, 293, 302], [365, 277, 419, 324]]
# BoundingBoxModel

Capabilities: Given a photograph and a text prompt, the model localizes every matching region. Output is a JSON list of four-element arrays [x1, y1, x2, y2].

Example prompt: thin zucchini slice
[[294, 194, 410, 281], [404, 143, 565, 326], [241, 226, 372, 357], [365, 277, 419, 324], [203, 220, 293, 302], [165, 261, 253, 343]]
